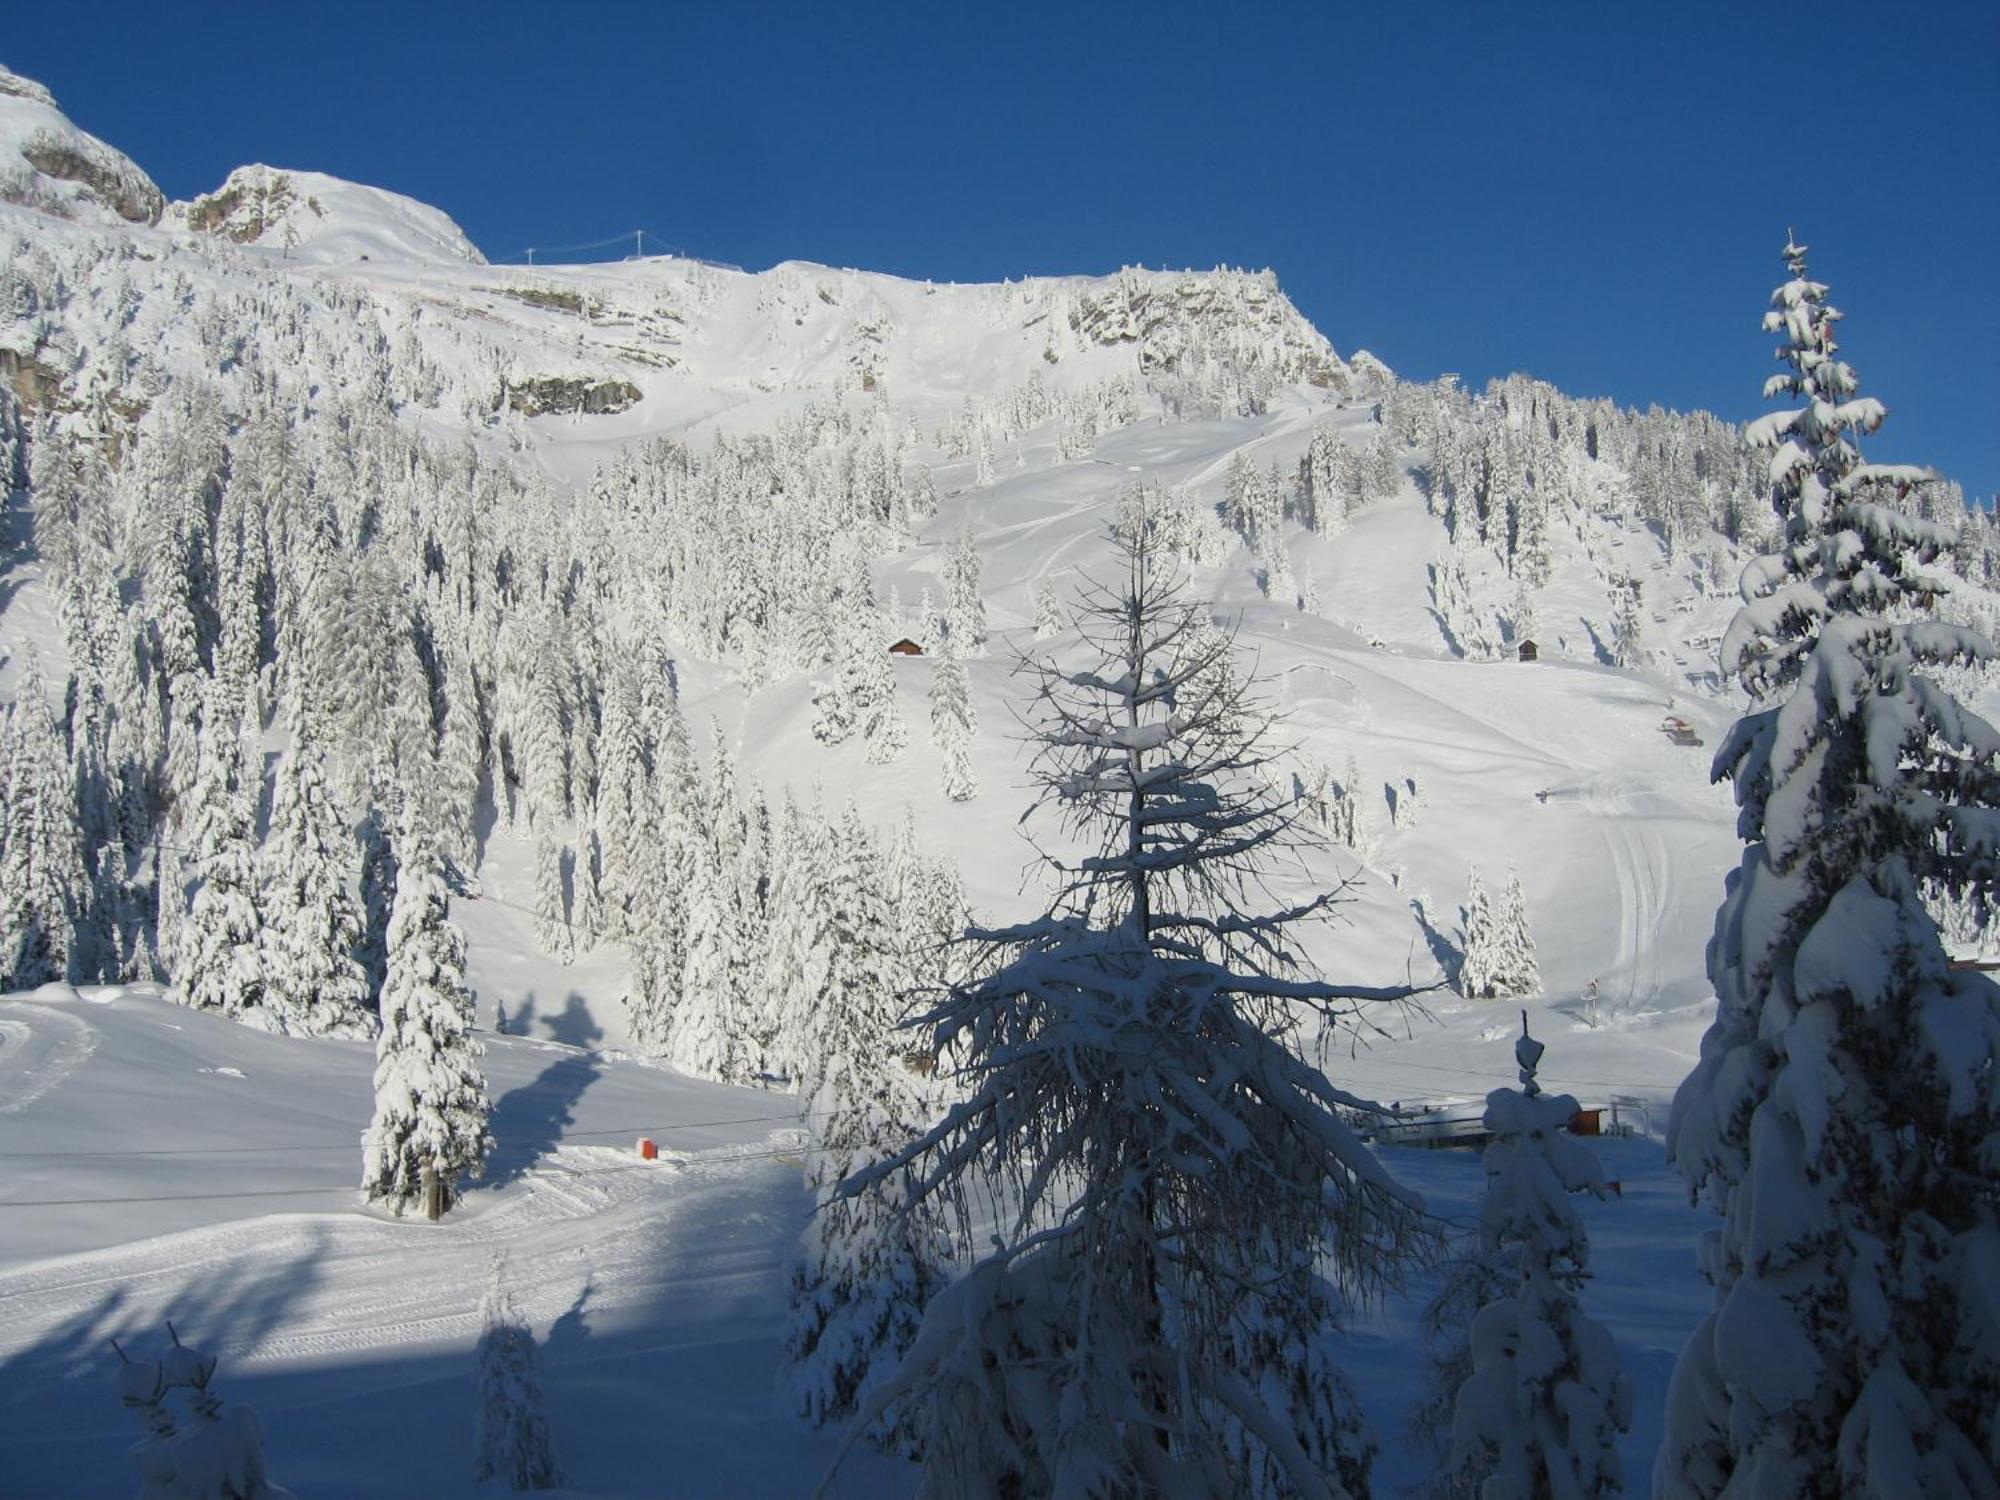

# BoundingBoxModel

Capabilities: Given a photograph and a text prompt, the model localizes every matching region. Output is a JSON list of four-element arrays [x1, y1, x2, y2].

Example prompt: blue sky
[[9, 2, 1995, 496]]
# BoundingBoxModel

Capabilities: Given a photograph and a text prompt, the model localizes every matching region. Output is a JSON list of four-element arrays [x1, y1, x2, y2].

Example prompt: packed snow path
[[0, 988, 913, 1497]]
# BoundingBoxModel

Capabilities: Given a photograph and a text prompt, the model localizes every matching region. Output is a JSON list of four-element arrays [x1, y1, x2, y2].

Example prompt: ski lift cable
[[495, 228, 682, 264]]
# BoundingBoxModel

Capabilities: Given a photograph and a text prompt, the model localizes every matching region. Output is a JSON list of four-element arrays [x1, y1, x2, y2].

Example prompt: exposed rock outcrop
[[172, 164, 487, 266], [0, 64, 165, 226], [502, 375, 643, 417]]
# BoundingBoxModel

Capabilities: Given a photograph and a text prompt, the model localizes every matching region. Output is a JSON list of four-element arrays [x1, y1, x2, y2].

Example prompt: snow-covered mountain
[[169, 162, 488, 266], [1, 63, 1993, 1499]]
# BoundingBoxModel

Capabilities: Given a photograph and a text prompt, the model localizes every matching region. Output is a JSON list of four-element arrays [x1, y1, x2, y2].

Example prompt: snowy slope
[[0, 985, 1708, 1499], [0, 985, 912, 1499]]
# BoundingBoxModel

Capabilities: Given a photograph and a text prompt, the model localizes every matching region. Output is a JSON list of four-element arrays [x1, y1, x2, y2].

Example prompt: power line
[[0, 1184, 358, 1209], [1346, 1049, 1676, 1096], [0, 1105, 832, 1160], [0, 1141, 817, 1210]]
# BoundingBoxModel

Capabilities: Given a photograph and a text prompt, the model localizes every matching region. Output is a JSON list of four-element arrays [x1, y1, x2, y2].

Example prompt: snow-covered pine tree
[[1409, 1240, 1516, 1500], [944, 527, 987, 654], [1032, 578, 1066, 639], [1456, 866, 1501, 1000], [1362, 428, 1400, 507], [435, 650, 483, 880], [361, 794, 491, 1220], [1224, 451, 1258, 538], [472, 1258, 561, 1491], [1222, 1287, 1377, 1500], [354, 803, 398, 1004], [1330, 751, 1366, 854], [56, 557, 127, 980], [914, 586, 942, 653], [214, 520, 265, 739], [1609, 575, 1646, 669], [1658, 239, 2000, 1499], [861, 639, 908, 765], [0, 648, 85, 987], [153, 664, 203, 978], [1494, 869, 1542, 998], [811, 637, 861, 746], [758, 792, 826, 1081], [973, 421, 994, 489], [881, 811, 974, 1006], [531, 832, 572, 965], [928, 636, 977, 801], [174, 674, 267, 1023], [592, 661, 648, 943], [727, 781, 775, 1066], [666, 821, 749, 1083], [1301, 426, 1348, 536], [1513, 477, 1553, 589], [573, 817, 608, 960], [836, 507, 1432, 1498], [624, 690, 695, 1054], [1443, 1021, 1629, 1498], [1260, 530, 1298, 607], [257, 689, 372, 1038], [524, 660, 572, 962], [1388, 772, 1424, 833], [786, 805, 952, 1455], [1429, 550, 1498, 660], [1456, 866, 1541, 1000], [1507, 583, 1540, 653]]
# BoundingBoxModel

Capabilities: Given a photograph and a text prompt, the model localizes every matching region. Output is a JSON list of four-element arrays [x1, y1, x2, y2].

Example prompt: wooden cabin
[[888, 638, 925, 656], [1517, 639, 1539, 662]]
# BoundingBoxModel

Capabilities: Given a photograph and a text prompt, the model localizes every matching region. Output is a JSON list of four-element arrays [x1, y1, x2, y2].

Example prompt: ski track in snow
[[0, 1002, 96, 1115], [0, 1139, 792, 1373], [1585, 778, 1670, 1011]]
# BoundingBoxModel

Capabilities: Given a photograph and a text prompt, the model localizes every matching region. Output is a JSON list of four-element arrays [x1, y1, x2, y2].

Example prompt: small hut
[[1517, 639, 1539, 662], [888, 638, 924, 657]]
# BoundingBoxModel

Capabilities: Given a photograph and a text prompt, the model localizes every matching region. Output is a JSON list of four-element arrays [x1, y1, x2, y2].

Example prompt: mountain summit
[[169, 163, 488, 266], [0, 63, 164, 226]]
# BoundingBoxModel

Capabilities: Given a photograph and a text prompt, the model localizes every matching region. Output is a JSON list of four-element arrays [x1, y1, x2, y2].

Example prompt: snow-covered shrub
[[116, 1330, 296, 1500], [473, 1259, 561, 1491], [1444, 1024, 1630, 1498]]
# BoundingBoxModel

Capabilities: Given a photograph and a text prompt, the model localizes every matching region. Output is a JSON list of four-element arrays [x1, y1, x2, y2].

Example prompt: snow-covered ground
[[0, 986, 1710, 1498], [0, 985, 911, 1497]]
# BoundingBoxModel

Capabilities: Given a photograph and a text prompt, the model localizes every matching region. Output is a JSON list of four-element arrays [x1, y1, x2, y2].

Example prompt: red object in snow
[[638, 1137, 658, 1160]]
